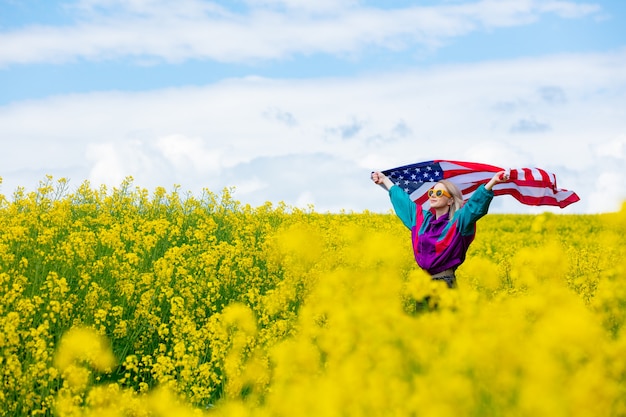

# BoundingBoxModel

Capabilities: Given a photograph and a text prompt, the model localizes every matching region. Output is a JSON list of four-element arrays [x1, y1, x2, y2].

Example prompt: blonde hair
[[438, 180, 464, 219]]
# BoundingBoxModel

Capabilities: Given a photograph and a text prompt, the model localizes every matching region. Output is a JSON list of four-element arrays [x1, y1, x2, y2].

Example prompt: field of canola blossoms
[[1, 176, 625, 417]]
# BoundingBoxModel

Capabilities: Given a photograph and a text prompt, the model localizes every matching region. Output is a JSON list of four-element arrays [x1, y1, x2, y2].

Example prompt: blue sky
[[1, 0, 625, 213]]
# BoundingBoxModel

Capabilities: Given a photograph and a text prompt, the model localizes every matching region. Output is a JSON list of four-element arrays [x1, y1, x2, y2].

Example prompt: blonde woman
[[371, 170, 509, 288]]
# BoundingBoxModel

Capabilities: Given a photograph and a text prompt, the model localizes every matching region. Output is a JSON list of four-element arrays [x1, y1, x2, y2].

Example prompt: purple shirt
[[389, 184, 494, 275]]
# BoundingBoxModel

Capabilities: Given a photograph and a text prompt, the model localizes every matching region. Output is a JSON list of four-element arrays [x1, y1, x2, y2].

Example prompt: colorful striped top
[[388, 184, 494, 275]]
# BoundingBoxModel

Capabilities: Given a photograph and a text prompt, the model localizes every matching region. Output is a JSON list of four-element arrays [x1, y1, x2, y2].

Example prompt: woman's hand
[[485, 170, 509, 191], [371, 171, 395, 191], [371, 171, 385, 185]]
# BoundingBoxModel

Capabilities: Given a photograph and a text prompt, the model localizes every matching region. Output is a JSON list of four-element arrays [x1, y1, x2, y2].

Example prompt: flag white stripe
[[447, 171, 495, 183]]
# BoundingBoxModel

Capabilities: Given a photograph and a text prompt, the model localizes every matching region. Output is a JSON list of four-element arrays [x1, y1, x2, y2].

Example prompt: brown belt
[[431, 269, 455, 279]]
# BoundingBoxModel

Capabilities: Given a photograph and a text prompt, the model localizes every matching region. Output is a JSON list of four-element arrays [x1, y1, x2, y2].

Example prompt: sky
[[1, 0, 625, 214]]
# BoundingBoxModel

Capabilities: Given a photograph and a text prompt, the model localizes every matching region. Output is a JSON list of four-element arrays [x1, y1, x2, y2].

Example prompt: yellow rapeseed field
[[1, 176, 625, 416]]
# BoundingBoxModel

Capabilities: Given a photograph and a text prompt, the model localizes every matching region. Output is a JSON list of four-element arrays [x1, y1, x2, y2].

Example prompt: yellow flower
[[54, 326, 116, 373]]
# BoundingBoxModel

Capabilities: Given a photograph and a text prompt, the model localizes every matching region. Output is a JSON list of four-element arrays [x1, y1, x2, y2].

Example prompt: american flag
[[381, 160, 580, 208]]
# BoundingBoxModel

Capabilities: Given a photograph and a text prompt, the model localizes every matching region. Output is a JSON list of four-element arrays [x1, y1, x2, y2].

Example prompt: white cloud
[[85, 139, 173, 187], [594, 135, 626, 159], [295, 191, 315, 208], [462, 141, 533, 169], [156, 135, 222, 173], [232, 178, 269, 196], [243, 0, 358, 13], [72, 0, 228, 18], [1, 49, 625, 213], [538, 1, 601, 18], [86, 142, 129, 186], [588, 169, 626, 213], [0, 0, 603, 66], [585, 135, 626, 213], [83, 135, 227, 194]]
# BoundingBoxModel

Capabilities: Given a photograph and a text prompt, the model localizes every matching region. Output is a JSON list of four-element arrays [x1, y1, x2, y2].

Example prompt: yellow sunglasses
[[428, 188, 451, 198]]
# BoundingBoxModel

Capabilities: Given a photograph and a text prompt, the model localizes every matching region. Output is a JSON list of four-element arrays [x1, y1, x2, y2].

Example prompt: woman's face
[[429, 183, 452, 210]]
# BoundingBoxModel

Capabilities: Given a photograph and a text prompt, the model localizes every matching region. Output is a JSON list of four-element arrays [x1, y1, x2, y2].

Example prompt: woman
[[371, 170, 509, 288]]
